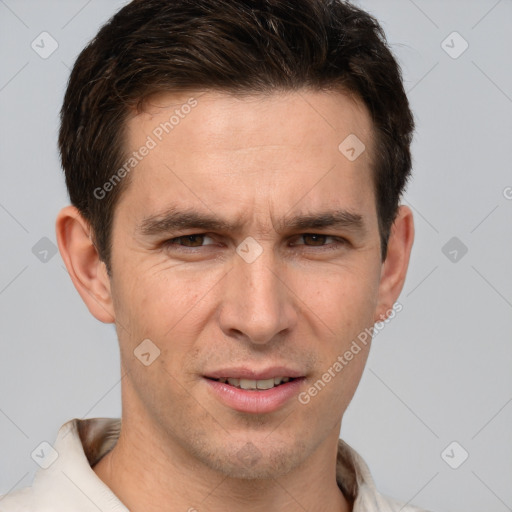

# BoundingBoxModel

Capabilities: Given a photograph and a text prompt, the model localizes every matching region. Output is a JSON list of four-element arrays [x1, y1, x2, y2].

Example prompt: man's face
[[108, 89, 384, 478]]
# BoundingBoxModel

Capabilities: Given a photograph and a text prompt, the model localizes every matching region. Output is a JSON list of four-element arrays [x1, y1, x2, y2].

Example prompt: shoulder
[[0, 417, 123, 512], [337, 438, 432, 512], [353, 481, 432, 512], [0, 486, 34, 511], [374, 493, 433, 512]]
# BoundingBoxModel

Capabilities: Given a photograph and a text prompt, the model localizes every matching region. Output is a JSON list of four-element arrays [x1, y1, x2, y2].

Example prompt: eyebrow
[[137, 207, 366, 237]]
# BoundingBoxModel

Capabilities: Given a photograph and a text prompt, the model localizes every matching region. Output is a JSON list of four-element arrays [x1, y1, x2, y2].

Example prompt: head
[[56, 0, 414, 480]]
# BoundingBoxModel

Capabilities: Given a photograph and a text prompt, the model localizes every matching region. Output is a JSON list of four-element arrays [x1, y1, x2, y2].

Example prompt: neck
[[93, 417, 352, 512]]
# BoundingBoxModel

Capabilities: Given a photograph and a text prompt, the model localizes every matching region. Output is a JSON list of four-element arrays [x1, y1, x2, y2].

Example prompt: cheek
[[305, 262, 380, 335], [297, 261, 379, 412], [112, 262, 220, 352]]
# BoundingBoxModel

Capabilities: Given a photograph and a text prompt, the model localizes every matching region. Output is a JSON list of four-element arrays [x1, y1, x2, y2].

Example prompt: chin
[[195, 437, 308, 480]]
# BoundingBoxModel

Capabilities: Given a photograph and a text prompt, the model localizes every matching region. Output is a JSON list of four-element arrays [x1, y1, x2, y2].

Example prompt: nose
[[217, 245, 298, 345]]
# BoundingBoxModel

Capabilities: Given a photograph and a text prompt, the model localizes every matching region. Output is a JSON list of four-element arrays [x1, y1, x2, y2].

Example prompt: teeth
[[239, 379, 257, 389], [216, 376, 293, 390], [256, 378, 275, 390]]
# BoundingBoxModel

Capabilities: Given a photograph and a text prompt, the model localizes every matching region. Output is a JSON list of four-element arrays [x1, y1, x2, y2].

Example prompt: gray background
[[0, 1, 511, 511]]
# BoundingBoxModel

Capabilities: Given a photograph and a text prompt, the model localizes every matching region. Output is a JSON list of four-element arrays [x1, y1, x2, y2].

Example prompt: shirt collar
[[31, 417, 382, 511]]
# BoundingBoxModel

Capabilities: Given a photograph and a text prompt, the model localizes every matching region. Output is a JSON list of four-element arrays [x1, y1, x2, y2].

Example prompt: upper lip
[[203, 366, 305, 380]]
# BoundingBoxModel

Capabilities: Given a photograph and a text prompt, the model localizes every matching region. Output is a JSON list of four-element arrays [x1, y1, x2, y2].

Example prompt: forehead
[[117, 89, 376, 231], [131, 88, 372, 152]]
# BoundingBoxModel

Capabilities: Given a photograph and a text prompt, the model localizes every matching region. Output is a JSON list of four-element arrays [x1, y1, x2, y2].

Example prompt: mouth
[[205, 376, 297, 391], [203, 372, 306, 413]]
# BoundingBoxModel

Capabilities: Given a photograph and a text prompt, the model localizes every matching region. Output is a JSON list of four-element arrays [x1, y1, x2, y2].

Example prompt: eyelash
[[161, 233, 348, 251]]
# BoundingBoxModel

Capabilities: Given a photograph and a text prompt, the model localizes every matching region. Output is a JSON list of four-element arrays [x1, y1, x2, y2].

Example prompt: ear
[[55, 205, 115, 323], [374, 205, 414, 322]]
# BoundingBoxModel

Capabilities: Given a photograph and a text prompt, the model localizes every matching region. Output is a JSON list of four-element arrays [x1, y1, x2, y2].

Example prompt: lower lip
[[204, 377, 305, 414]]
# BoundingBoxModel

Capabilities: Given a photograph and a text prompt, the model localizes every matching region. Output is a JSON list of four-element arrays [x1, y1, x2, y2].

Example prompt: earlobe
[[374, 205, 414, 323], [55, 205, 115, 323]]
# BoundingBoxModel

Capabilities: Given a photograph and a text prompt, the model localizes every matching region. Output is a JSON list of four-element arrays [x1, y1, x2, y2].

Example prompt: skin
[[56, 89, 414, 512]]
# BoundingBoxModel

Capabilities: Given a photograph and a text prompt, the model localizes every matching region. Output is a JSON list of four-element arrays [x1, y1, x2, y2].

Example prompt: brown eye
[[179, 234, 206, 247], [164, 234, 216, 248], [289, 234, 347, 250], [302, 234, 328, 246]]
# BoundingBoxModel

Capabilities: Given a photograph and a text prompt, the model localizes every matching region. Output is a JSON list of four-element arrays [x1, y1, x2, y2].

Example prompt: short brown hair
[[59, 0, 414, 272]]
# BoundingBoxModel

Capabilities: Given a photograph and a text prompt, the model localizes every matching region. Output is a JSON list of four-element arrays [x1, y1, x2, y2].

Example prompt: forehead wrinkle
[[137, 201, 367, 242], [276, 210, 366, 235]]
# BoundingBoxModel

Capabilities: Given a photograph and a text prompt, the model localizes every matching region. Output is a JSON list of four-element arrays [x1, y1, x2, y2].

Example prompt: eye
[[161, 233, 347, 253], [163, 234, 216, 248], [290, 233, 346, 247]]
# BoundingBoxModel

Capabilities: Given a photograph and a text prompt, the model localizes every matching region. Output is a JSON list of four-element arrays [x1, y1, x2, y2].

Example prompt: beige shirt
[[0, 418, 430, 511]]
